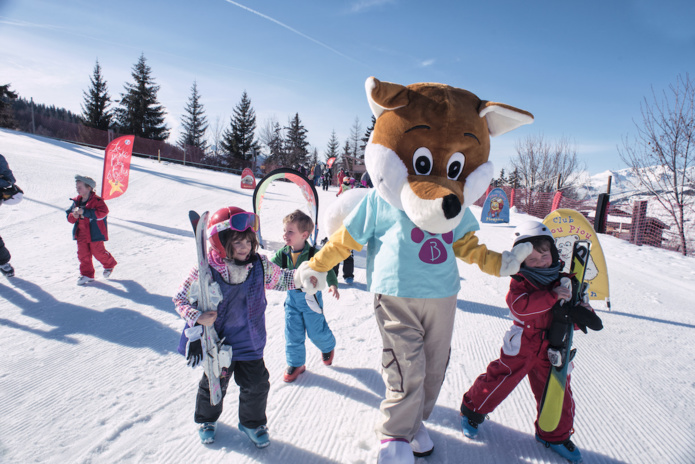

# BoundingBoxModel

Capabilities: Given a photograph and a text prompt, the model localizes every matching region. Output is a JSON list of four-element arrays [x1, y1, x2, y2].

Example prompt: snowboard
[[537, 240, 591, 433], [189, 210, 226, 406]]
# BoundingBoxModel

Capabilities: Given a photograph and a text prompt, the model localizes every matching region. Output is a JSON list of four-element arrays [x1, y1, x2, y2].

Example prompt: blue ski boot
[[536, 434, 582, 463], [459, 405, 486, 439], [198, 422, 216, 444], [239, 423, 270, 448], [461, 415, 480, 438]]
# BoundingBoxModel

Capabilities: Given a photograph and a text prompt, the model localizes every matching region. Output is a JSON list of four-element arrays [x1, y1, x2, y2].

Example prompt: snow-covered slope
[[1, 129, 694, 464]]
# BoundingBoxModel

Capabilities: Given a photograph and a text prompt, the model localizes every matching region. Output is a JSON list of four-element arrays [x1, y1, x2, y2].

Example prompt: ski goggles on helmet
[[208, 212, 260, 237]]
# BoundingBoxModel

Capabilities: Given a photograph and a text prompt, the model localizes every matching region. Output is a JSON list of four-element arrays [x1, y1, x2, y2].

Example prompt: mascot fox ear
[[479, 101, 534, 137], [365, 77, 409, 118], [365, 76, 533, 136]]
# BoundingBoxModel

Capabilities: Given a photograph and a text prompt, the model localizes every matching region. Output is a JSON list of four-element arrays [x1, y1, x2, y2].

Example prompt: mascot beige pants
[[374, 293, 457, 440]]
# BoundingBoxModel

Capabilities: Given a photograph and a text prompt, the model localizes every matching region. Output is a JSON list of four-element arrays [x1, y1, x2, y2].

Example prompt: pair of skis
[[189, 211, 232, 406], [537, 240, 591, 433]]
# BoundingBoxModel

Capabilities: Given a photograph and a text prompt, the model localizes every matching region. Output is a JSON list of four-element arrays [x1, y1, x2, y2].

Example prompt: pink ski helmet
[[207, 206, 260, 259]]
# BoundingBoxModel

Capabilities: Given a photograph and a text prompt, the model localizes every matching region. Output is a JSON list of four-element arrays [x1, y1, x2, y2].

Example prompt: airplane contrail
[[222, 0, 364, 65]]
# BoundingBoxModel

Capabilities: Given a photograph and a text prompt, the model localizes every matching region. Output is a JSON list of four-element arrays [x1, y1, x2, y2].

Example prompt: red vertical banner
[[551, 191, 563, 211], [101, 135, 134, 200], [240, 168, 257, 189]]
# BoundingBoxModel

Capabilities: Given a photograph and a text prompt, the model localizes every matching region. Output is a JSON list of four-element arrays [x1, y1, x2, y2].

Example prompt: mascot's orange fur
[[295, 77, 534, 464]]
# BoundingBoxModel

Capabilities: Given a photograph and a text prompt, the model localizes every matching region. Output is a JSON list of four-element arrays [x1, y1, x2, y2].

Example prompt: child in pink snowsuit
[[459, 221, 602, 463]]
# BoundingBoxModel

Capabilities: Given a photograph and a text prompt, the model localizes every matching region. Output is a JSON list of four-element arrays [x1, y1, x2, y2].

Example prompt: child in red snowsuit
[[66, 175, 117, 285], [459, 221, 602, 463]]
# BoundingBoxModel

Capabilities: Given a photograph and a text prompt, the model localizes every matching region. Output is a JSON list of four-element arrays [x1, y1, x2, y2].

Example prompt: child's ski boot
[[461, 415, 480, 438], [0, 263, 14, 277], [198, 422, 216, 444], [283, 365, 306, 382], [322, 349, 334, 366], [536, 434, 582, 463], [239, 423, 270, 448], [460, 405, 486, 439]]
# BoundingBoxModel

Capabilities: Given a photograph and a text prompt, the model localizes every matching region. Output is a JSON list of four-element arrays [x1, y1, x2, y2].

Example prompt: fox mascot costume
[[295, 77, 534, 463]]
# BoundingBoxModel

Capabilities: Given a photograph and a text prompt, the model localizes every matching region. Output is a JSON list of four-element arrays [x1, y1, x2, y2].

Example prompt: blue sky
[[1, 0, 693, 175]]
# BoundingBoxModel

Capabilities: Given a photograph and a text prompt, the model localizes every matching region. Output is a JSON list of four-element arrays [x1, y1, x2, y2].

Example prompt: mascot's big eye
[[447, 152, 465, 180], [413, 147, 433, 175]]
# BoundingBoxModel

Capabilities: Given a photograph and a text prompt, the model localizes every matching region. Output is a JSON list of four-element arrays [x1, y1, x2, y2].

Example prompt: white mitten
[[294, 261, 327, 295], [499, 242, 534, 276], [184, 325, 205, 368], [559, 276, 572, 304], [184, 324, 203, 341]]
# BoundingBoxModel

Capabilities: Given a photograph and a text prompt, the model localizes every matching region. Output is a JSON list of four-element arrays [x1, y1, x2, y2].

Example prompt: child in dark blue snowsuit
[[271, 210, 339, 383]]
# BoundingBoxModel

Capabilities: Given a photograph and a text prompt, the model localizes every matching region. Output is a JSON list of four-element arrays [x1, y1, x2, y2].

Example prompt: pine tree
[[81, 59, 112, 130], [178, 81, 208, 151], [284, 113, 309, 167], [508, 168, 520, 189], [350, 117, 363, 161], [325, 129, 340, 161], [114, 54, 170, 140], [0, 83, 18, 129], [220, 91, 259, 164], [497, 168, 507, 186], [361, 115, 376, 152], [268, 121, 285, 165], [340, 139, 352, 172]]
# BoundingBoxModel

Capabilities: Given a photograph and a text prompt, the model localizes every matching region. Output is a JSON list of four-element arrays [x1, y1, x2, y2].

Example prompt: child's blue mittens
[[294, 261, 327, 295], [499, 242, 534, 276]]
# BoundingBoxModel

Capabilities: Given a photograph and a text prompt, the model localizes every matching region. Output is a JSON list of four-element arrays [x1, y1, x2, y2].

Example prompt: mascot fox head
[[364, 77, 533, 233]]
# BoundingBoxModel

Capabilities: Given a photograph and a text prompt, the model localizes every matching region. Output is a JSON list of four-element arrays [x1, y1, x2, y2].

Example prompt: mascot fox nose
[[442, 194, 461, 219]]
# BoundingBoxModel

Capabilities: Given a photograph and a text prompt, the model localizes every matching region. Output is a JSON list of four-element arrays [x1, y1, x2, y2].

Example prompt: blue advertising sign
[[480, 187, 509, 224]]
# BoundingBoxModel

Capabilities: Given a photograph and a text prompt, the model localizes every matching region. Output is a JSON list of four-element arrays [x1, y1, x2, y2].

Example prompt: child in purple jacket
[[173, 206, 323, 448]]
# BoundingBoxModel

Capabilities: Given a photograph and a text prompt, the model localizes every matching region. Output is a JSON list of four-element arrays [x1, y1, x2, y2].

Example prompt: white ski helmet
[[513, 220, 560, 263], [513, 220, 553, 245]]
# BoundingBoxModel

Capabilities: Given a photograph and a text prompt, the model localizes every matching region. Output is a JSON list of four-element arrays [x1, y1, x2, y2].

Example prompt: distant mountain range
[[577, 166, 695, 203]]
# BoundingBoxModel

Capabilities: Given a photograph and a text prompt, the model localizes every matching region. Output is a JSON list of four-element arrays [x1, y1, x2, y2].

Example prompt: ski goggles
[[208, 212, 260, 237]]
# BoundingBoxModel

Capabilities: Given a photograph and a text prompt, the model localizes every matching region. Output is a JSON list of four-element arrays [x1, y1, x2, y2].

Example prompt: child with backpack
[[271, 210, 339, 382], [459, 221, 603, 463], [173, 206, 324, 447]]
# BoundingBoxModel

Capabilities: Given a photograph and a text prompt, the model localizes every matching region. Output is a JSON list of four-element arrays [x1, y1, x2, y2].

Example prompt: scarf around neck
[[518, 262, 562, 287]]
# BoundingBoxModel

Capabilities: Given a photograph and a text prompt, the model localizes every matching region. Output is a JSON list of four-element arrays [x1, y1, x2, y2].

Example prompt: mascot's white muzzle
[[400, 185, 464, 234]]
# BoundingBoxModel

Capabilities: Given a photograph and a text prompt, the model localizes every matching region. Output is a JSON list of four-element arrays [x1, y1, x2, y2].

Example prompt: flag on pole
[[326, 156, 336, 169], [101, 135, 134, 200]]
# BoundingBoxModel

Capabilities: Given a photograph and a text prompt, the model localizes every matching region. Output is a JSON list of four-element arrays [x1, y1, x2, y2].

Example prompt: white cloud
[[349, 0, 397, 13], [419, 59, 435, 68]]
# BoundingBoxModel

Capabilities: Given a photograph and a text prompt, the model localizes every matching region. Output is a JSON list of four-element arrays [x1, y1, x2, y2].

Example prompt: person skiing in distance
[[271, 210, 339, 383], [459, 221, 602, 463], [66, 175, 117, 285], [0, 154, 21, 277], [173, 206, 324, 447]]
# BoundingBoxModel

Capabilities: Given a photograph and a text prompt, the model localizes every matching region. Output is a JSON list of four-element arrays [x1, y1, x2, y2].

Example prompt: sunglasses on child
[[208, 212, 260, 236]]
